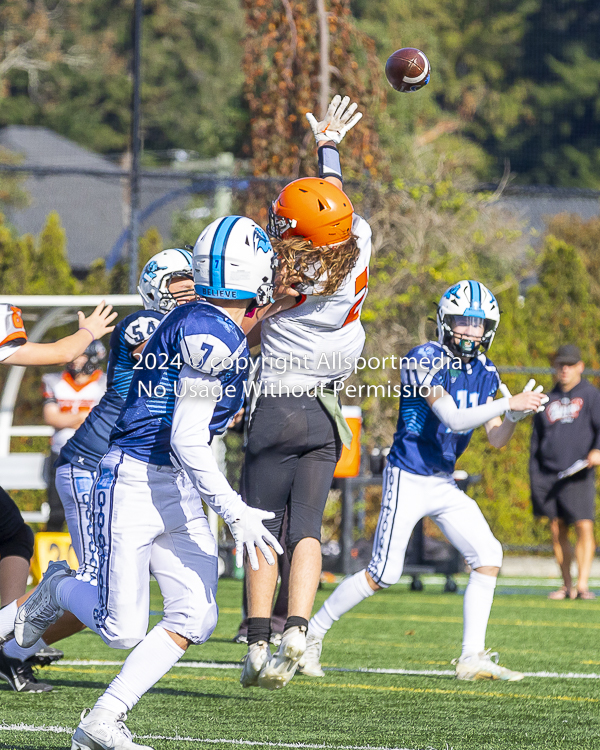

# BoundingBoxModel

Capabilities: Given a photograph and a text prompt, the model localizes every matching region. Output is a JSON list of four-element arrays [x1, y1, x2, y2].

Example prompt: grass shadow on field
[[148, 687, 256, 701], [42, 677, 110, 690]]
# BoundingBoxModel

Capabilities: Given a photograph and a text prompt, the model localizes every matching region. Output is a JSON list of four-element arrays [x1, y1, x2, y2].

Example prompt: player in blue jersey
[[55, 247, 196, 582], [0, 251, 194, 691], [14, 217, 284, 750], [301, 280, 548, 682]]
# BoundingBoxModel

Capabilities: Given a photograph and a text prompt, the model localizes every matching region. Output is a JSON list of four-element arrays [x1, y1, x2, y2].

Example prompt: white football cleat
[[71, 708, 154, 750], [240, 640, 271, 688], [257, 625, 306, 690], [15, 560, 74, 648], [298, 633, 325, 677], [453, 649, 524, 682]]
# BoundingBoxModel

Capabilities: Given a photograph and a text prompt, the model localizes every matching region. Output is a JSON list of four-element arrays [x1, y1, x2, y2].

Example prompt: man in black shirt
[[530, 345, 600, 599]]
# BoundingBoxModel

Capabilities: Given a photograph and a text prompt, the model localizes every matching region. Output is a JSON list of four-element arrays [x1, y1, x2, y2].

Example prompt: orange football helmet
[[267, 178, 354, 247]]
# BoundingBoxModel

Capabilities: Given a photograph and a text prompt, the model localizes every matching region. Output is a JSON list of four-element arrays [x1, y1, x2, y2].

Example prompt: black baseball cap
[[553, 344, 582, 366]]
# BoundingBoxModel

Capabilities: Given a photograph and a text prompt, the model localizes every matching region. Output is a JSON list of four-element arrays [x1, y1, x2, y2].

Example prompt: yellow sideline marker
[[30, 532, 78, 585]]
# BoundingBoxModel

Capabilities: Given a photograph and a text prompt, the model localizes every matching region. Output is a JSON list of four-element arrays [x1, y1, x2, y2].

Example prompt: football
[[385, 47, 431, 92]]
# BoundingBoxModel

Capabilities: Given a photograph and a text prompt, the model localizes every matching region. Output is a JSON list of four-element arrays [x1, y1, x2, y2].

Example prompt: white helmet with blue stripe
[[437, 280, 500, 358], [138, 248, 193, 313], [193, 216, 276, 306]]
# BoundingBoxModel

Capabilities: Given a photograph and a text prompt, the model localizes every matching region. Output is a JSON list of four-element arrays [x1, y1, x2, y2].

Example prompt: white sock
[[3, 637, 46, 662], [95, 626, 185, 714], [461, 570, 497, 658], [55, 577, 101, 635], [309, 569, 375, 639], [0, 600, 17, 639]]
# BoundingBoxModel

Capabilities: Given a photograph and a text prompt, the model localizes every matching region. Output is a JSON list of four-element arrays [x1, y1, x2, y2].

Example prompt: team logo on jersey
[[546, 397, 584, 424], [142, 261, 168, 281], [253, 226, 272, 255]]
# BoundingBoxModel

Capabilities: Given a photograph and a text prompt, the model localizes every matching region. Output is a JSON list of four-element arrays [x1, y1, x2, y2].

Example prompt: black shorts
[[243, 393, 341, 551], [0, 485, 26, 543], [0, 485, 33, 561], [530, 468, 596, 524]]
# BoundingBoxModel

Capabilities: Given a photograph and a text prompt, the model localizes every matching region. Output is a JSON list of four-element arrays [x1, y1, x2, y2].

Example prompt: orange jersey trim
[[0, 331, 27, 347], [62, 369, 103, 392]]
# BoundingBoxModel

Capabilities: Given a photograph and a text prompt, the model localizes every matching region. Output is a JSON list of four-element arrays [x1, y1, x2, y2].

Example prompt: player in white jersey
[[14, 217, 286, 750], [0, 301, 116, 692], [240, 95, 371, 690], [301, 280, 548, 682]]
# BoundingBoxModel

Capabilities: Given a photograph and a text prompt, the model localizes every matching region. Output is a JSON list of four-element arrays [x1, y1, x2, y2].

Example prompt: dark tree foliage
[[0, 0, 246, 157]]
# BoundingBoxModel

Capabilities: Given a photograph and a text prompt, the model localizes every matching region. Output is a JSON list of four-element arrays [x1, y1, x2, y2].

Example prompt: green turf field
[[2, 577, 600, 750]]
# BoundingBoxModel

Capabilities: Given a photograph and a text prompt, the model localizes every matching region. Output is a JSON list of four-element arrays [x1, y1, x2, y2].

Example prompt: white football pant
[[92, 447, 219, 649], [55, 463, 98, 582], [367, 464, 503, 586]]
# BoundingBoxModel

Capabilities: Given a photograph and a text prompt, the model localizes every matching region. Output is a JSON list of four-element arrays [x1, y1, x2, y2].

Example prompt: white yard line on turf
[[57, 660, 600, 680], [0, 725, 415, 750]]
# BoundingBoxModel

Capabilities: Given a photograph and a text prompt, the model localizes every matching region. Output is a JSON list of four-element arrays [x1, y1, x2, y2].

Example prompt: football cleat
[[240, 640, 271, 688], [452, 649, 524, 682], [31, 644, 64, 667], [297, 633, 325, 677], [0, 645, 53, 692], [257, 625, 306, 690], [71, 709, 154, 750], [14, 560, 74, 648]]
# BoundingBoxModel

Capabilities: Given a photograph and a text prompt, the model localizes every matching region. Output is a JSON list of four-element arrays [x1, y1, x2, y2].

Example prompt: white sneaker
[[240, 641, 271, 688], [453, 649, 524, 682], [15, 560, 74, 648], [298, 633, 325, 677], [71, 709, 154, 750], [257, 625, 306, 690]]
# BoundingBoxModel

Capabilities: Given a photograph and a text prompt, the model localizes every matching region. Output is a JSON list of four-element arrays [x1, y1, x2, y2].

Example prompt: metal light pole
[[129, 0, 143, 293]]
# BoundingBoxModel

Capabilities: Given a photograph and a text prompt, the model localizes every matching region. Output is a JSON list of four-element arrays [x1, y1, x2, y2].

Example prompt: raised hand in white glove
[[306, 94, 363, 144], [228, 505, 284, 571], [499, 379, 549, 422]]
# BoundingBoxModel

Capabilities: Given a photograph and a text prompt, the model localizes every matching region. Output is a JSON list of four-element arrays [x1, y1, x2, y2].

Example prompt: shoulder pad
[[179, 306, 246, 376], [122, 310, 162, 348], [352, 213, 372, 240]]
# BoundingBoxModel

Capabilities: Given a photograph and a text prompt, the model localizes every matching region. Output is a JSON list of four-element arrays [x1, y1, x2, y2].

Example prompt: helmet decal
[[253, 226, 271, 254], [142, 260, 168, 282]]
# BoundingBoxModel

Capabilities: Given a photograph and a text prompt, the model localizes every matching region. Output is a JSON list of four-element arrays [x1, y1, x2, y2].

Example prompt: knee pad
[[102, 634, 144, 650], [161, 599, 219, 646], [0, 524, 34, 562], [482, 537, 503, 569]]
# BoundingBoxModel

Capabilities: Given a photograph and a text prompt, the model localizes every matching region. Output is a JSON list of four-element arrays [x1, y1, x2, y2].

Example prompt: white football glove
[[228, 505, 284, 571], [306, 94, 363, 144], [499, 379, 549, 422]]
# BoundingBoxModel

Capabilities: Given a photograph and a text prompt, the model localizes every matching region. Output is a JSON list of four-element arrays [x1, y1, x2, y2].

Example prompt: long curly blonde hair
[[274, 235, 360, 296]]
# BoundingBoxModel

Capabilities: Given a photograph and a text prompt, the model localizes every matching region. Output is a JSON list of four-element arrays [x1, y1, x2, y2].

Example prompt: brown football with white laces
[[385, 48, 431, 92]]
